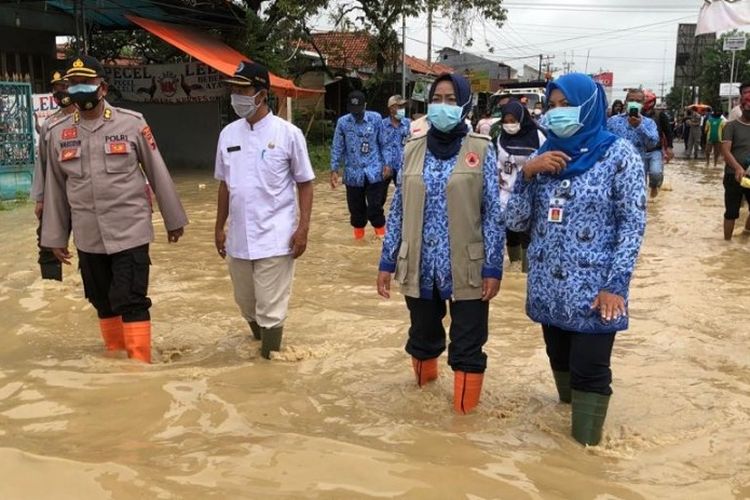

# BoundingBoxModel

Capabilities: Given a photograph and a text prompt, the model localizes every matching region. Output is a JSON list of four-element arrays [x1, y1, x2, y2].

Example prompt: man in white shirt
[[214, 61, 315, 359]]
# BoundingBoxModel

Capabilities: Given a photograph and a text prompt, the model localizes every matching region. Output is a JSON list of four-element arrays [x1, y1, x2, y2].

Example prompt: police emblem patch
[[141, 126, 157, 150], [72, 59, 84, 68], [107, 142, 128, 154], [62, 128, 77, 140], [61, 148, 79, 161]]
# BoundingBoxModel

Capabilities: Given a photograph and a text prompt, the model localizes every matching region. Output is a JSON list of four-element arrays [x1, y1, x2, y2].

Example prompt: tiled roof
[[302, 32, 375, 70], [404, 55, 453, 76]]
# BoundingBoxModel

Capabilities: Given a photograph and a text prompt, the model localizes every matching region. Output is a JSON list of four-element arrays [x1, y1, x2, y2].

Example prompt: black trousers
[[78, 244, 152, 322], [723, 172, 750, 220], [345, 180, 387, 228], [542, 324, 616, 396], [506, 229, 530, 249], [36, 217, 62, 281], [405, 288, 489, 373]]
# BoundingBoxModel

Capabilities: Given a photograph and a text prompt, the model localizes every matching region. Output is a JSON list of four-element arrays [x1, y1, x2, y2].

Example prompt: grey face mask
[[231, 92, 260, 118]]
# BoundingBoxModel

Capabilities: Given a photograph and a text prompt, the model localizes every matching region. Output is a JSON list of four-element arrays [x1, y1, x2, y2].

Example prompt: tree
[[69, 31, 186, 64], [698, 30, 750, 110], [664, 85, 685, 113], [228, 0, 329, 75], [330, 0, 508, 74]]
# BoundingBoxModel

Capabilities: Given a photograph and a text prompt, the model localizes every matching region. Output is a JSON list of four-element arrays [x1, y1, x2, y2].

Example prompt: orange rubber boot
[[412, 357, 438, 387], [100, 316, 125, 351], [353, 227, 366, 240], [374, 226, 386, 239], [453, 371, 484, 414], [123, 320, 152, 363]]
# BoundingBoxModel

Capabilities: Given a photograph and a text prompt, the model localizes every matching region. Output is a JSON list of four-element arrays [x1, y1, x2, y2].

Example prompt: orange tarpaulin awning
[[126, 15, 323, 98]]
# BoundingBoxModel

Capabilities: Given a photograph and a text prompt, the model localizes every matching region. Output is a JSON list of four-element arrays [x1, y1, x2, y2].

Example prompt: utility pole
[[401, 11, 407, 97], [426, 4, 433, 64], [542, 54, 555, 80], [538, 54, 543, 80], [658, 81, 667, 103]]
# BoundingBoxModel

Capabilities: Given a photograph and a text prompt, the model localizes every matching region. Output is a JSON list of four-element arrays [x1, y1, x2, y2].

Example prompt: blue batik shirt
[[505, 138, 646, 334], [379, 145, 505, 300], [606, 113, 660, 158], [330, 111, 386, 187], [380, 116, 411, 175]]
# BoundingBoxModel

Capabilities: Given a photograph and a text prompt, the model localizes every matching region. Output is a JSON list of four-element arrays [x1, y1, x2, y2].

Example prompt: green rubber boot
[[552, 371, 571, 404], [521, 247, 529, 274], [507, 244, 522, 263], [571, 390, 610, 446], [248, 321, 261, 340], [260, 326, 283, 359]]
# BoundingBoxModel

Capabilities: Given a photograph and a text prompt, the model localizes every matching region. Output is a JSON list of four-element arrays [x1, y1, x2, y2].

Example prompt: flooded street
[[0, 154, 749, 499]]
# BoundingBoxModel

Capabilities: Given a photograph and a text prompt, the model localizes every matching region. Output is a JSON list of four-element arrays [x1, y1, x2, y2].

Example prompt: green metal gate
[[0, 82, 35, 200]]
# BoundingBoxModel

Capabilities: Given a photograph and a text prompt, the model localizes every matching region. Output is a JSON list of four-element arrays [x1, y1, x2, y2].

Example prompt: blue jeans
[[644, 150, 664, 188]]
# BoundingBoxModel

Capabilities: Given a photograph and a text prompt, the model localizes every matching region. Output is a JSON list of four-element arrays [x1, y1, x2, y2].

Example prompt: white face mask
[[533, 109, 542, 117], [502, 123, 521, 135], [231, 92, 260, 119]]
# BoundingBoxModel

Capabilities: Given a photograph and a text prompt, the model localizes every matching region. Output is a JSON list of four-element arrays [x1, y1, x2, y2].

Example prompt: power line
[[502, 1, 697, 13]]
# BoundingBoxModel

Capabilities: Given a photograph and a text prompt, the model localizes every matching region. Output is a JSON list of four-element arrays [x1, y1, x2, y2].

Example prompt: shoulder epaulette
[[115, 107, 144, 120], [46, 112, 74, 131]]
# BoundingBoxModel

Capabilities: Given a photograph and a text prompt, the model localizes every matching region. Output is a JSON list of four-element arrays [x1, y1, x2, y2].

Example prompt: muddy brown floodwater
[[0, 154, 749, 499]]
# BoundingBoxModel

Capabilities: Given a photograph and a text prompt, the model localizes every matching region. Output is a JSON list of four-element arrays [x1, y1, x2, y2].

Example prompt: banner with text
[[104, 61, 226, 103]]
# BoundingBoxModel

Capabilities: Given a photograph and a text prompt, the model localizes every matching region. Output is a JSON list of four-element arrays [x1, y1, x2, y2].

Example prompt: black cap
[[223, 60, 270, 89], [347, 90, 366, 113], [66, 55, 106, 79]]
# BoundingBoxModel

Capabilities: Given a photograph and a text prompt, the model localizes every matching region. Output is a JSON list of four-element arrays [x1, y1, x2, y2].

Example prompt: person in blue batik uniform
[[381, 94, 412, 186], [607, 89, 660, 196], [506, 73, 646, 446], [377, 73, 504, 415], [330, 90, 388, 240]]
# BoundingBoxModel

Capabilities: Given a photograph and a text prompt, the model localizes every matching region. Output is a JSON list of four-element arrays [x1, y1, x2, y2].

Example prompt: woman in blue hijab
[[377, 73, 504, 415], [505, 73, 647, 446]]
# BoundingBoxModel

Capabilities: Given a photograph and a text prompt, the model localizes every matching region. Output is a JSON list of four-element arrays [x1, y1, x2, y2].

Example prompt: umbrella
[[686, 104, 712, 113]]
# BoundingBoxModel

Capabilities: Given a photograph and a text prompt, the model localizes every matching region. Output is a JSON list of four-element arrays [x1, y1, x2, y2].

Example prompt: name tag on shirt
[[227, 145, 241, 153], [548, 197, 566, 223], [361, 141, 370, 154]]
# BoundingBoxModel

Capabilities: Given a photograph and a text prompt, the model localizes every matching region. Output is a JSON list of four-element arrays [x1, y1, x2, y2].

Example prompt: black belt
[[646, 146, 663, 153]]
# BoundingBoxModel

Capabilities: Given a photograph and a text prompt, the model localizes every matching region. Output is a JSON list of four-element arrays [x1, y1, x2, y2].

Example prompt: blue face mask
[[541, 88, 597, 139], [67, 83, 100, 94], [428, 103, 463, 132], [396, 108, 406, 120]]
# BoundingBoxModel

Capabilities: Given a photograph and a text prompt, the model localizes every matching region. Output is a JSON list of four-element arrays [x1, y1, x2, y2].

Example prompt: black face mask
[[351, 110, 365, 121], [53, 91, 73, 108], [69, 86, 102, 111]]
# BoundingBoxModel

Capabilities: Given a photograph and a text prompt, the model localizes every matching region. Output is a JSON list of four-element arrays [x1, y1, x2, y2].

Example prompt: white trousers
[[227, 255, 294, 329]]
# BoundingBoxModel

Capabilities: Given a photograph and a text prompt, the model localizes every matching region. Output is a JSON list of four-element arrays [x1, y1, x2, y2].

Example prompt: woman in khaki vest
[[376, 73, 504, 414]]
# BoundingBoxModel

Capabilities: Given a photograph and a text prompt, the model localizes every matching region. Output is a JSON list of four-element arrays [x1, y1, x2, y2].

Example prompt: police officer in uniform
[[31, 70, 75, 281], [41, 55, 188, 363]]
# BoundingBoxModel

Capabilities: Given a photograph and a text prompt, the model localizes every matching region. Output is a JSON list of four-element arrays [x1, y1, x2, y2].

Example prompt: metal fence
[[0, 81, 34, 200]]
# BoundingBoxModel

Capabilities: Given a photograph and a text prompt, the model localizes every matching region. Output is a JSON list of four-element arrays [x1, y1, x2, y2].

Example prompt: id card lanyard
[[547, 179, 572, 224]]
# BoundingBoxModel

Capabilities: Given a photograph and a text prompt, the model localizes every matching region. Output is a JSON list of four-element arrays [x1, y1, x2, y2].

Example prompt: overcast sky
[[397, 0, 709, 102]]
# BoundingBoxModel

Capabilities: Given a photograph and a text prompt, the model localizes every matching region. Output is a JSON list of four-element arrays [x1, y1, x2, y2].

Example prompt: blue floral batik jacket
[[505, 138, 646, 333], [330, 111, 386, 187], [380, 145, 504, 300]]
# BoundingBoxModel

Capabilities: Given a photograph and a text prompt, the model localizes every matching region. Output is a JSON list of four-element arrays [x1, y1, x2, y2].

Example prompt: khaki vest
[[395, 133, 490, 300]]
